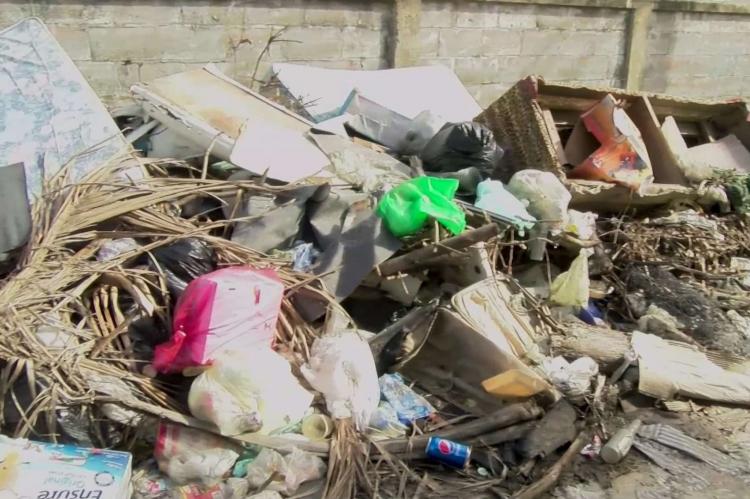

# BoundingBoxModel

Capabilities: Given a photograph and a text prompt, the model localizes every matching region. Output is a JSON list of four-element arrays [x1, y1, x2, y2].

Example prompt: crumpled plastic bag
[[541, 356, 599, 401], [420, 121, 503, 176], [550, 252, 590, 308], [154, 422, 240, 485], [379, 373, 435, 425], [245, 448, 326, 495], [150, 238, 215, 298], [376, 176, 466, 237], [188, 350, 313, 436], [97, 237, 139, 262], [153, 267, 283, 374], [301, 330, 380, 431], [369, 401, 408, 438], [507, 170, 571, 232], [474, 179, 536, 235]]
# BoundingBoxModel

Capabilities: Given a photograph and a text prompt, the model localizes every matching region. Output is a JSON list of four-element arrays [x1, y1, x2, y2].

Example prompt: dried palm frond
[[0, 151, 331, 440]]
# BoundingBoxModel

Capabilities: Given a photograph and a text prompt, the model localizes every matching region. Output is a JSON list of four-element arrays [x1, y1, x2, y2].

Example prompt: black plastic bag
[[150, 238, 215, 298], [420, 122, 504, 176]]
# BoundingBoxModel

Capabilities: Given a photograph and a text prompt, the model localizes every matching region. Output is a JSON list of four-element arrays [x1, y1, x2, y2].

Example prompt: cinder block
[[226, 27, 274, 74], [419, 28, 440, 58], [75, 61, 136, 96], [417, 57, 455, 70], [645, 54, 734, 78], [516, 55, 611, 81], [470, 83, 508, 107], [304, 4, 361, 26], [89, 26, 230, 62], [181, 4, 246, 26], [139, 62, 187, 83], [535, 7, 627, 31], [82, 3, 182, 26], [420, 2, 455, 28], [454, 57, 501, 85], [245, 2, 305, 27], [341, 27, 383, 58], [2, 2, 34, 26], [31, 2, 86, 25], [456, 4, 499, 28], [357, 3, 389, 30], [47, 25, 91, 60], [268, 26, 344, 60], [438, 28, 483, 57], [481, 30, 521, 56]]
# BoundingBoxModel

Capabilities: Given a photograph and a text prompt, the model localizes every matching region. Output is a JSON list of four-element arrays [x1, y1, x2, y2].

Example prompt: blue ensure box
[[0, 436, 132, 499]]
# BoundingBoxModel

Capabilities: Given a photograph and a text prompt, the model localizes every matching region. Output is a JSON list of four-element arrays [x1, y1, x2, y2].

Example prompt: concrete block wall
[[0, 1, 390, 106], [419, 2, 628, 106], [1, 1, 749, 108], [644, 10, 750, 99]]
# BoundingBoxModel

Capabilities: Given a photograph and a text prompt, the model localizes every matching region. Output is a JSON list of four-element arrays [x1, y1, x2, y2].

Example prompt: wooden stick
[[375, 401, 541, 455], [513, 432, 587, 499], [377, 224, 500, 277]]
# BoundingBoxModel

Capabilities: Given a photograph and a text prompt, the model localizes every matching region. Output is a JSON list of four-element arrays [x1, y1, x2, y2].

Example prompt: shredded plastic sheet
[[379, 373, 435, 425], [0, 18, 129, 200]]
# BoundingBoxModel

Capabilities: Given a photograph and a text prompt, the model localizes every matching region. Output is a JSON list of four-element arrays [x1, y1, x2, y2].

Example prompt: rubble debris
[[5, 19, 750, 499]]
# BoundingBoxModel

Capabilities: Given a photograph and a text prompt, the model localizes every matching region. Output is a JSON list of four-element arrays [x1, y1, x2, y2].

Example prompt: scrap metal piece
[[637, 423, 746, 473]]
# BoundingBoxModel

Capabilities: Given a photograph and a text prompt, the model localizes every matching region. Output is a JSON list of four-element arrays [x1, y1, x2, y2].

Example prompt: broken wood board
[[567, 179, 700, 214], [550, 322, 630, 373], [685, 134, 750, 175], [132, 64, 329, 182], [632, 331, 750, 406]]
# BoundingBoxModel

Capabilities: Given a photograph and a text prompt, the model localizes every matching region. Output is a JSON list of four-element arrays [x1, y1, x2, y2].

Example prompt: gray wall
[[1, 1, 748, 108]]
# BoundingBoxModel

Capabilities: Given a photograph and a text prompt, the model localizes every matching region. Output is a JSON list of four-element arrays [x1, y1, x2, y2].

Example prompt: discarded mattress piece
[[0, 18, 128, 199]]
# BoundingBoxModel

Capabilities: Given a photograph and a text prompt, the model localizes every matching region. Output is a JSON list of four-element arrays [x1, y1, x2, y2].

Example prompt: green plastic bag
[[377, 177, 466, 237]]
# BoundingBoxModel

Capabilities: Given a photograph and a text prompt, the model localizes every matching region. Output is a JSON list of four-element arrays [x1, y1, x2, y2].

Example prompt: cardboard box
[[0, 436, 131, 499]]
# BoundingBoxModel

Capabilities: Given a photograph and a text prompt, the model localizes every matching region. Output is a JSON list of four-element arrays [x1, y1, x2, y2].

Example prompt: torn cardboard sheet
[[132, 64, 328, 182], [271, 63, 481, 123], [451, 276, 541, 359], [632, 331, 750, 406], [0, 18, 128, 199]]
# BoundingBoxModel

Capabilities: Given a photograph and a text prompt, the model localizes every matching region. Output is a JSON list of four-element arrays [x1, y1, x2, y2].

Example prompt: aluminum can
[[425, 436, 471, 468]]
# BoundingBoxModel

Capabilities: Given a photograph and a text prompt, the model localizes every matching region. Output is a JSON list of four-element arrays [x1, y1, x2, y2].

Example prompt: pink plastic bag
[[153, 267, 283, 374]]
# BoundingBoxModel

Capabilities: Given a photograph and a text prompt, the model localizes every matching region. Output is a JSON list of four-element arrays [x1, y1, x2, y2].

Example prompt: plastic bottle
[[600, 419, 642, 464]]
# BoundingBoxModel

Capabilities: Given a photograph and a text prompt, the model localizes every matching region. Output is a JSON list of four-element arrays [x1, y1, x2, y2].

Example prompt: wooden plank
[[626, 96, 687, 184], [541, 108, 568, 165]]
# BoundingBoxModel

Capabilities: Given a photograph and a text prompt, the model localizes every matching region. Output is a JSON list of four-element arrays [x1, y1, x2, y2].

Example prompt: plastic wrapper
[[550, 252, 590, 308], [97, 238, 139, 262], [301, 330, 380, 431], [244, 448, 326, 495], [379, 373, 435, 425], [188, 350, 313, 435], [150, 238, 215, 298], [507, 170, 571, 232], [376, 176, 466, 237], [541, 356, 599, 400], [153, 267, 283, 374], [154, 422, 239, 485], [420, 122, 503, 176], [369, 401, 408, 437], [474, 179, 536, 235]]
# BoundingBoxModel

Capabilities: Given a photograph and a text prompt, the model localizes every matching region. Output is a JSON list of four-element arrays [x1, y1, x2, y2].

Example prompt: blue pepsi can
[[425, 436, 471, 468]]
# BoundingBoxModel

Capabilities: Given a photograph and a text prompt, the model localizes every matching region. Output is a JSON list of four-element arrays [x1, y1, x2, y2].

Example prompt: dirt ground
[[550, 405, 750, 499]]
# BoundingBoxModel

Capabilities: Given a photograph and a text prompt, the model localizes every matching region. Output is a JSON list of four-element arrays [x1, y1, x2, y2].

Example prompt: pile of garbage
[[2, 17, 750, 499]]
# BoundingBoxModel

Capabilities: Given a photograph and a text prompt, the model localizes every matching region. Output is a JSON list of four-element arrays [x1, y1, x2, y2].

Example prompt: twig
[[513, 432, 587, 499]]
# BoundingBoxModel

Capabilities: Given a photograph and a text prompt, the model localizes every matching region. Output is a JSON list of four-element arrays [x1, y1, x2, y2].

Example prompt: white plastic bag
[[550, 252, 590, 308], [244, 448, 326, 495], [507, 170, 571, 232], [155, 422, 239, 485], [301, 330, 379, 431], [188, 350, 313, 436], [541, 356, 599, 400]]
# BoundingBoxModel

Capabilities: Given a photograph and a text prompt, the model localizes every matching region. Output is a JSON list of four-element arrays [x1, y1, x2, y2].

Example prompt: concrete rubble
[[2, 15, 750, 499]]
